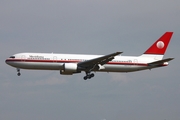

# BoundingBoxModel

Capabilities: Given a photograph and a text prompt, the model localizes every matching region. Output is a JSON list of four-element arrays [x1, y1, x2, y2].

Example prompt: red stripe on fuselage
[[5, 58, 150, 66]]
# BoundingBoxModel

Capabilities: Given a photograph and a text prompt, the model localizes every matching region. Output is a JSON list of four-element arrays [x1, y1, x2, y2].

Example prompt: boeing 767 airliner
[[5, 32, 174, 80]]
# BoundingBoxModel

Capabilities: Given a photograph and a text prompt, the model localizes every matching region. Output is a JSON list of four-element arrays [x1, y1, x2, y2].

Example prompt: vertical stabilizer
[[141, 32, 173, 60]]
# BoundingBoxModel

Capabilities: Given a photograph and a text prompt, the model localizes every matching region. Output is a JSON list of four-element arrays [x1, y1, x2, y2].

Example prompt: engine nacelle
[[60, 63, 78, 75]]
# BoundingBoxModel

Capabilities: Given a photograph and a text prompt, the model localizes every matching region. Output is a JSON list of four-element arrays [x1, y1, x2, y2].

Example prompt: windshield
[[9, 56, 15, 58]]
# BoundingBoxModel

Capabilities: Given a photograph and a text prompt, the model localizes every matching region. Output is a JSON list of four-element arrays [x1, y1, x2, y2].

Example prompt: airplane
[[5, 32, 174, 80]]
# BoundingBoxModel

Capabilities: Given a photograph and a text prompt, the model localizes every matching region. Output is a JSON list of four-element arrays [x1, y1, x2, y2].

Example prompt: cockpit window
[[9, 56, 15, 58]]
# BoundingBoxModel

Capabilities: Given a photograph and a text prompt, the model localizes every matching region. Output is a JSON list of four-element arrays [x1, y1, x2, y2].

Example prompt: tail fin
[[141, 32, 173, 59]]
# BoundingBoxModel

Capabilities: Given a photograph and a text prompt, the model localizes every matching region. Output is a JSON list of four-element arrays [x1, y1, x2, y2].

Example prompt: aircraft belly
[[102, 64, 147, 72]]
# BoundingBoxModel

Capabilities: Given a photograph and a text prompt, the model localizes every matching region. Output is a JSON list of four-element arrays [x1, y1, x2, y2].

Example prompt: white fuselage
[[5, 53, 166, 73], [5, 32, 173, 79]]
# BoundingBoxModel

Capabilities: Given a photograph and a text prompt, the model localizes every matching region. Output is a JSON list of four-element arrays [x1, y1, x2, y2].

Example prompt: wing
[[148, 58, 174, 66], [78, 52, 122, 71]]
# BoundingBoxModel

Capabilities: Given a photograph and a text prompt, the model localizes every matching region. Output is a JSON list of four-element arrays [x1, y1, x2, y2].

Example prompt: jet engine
[[60, 63, 79, 75]]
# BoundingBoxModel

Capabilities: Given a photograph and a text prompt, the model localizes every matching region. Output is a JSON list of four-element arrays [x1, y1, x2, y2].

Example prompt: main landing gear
[[17, 68, 21, 76], [83, 72, 95, 80]]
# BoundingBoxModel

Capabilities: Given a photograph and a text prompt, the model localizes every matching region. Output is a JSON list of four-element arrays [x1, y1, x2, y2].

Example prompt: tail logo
[[143, 32, 173, 55], [157, 41, 164, 49]]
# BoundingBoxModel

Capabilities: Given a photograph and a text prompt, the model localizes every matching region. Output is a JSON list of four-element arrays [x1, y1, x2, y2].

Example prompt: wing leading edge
[[78, 52, 122, 71]]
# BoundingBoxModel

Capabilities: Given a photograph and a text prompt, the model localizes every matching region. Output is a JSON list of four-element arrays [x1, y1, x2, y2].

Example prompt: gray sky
[[1, 0, 180, 120]]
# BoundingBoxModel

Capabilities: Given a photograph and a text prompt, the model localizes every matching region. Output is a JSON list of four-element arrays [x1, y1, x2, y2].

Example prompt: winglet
[[144, 32, 173, 55]]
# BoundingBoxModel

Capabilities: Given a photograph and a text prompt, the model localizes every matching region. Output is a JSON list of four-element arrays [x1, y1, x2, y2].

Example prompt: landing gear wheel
[[83, 76, 87, 80], [83, 72, 95, 80], [16, 68, 21, 76], [17, 73, 21, 76], [90, 73, 94, 78]]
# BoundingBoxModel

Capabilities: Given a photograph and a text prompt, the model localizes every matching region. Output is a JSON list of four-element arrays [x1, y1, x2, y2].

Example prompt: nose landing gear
[[17, 68, 21, 76]]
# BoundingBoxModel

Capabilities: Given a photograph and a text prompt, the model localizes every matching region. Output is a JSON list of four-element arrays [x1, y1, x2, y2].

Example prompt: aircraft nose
[[5, 58, 13, 65], [5, 59, 9, 64], [5, 55, 16, 65]]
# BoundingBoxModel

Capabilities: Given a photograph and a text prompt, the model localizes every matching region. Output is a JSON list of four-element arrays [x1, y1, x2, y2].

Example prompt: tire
[[90, 73, 94, 77], [17, 73, 21, 76], [84, 76, 87, 80]]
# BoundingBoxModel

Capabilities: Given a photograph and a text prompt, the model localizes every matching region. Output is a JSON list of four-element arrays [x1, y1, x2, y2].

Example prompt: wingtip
[[117, 51, 123, 54]]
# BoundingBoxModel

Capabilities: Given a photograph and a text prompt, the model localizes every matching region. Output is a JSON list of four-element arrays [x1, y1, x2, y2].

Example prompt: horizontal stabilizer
[[148, 58, 174, 66]]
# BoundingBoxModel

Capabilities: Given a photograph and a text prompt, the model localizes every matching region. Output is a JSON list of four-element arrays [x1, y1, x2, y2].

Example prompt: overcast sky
[[1, 0, 180, 120]]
